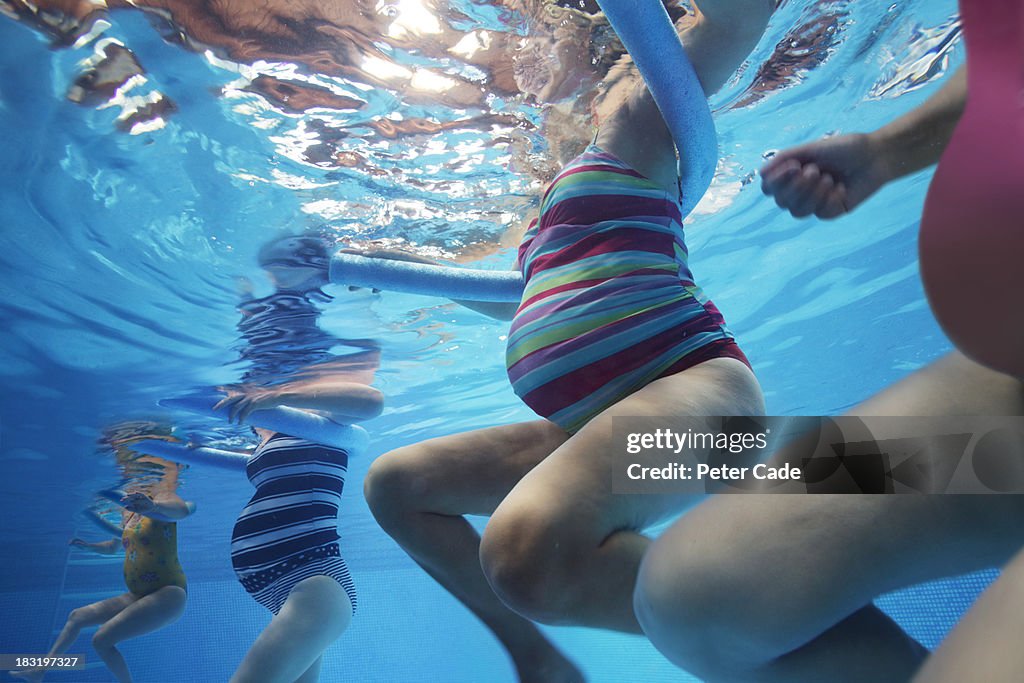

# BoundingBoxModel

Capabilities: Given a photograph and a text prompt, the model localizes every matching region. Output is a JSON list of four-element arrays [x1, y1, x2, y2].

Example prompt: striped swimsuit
[[230, 433, 357, 615], [506, 144, 749, 433]]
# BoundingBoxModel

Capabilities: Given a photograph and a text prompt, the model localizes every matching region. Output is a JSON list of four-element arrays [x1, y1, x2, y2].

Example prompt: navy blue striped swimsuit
[[230, 433, 357, 615]]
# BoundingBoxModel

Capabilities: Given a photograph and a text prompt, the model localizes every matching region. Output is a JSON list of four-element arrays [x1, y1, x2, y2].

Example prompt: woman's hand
[[760, 132, 892, 219], [214, 384, 282, 424]]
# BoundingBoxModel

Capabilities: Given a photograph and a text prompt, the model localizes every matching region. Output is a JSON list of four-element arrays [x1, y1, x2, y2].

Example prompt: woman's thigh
[[366, 419, 569, 517], [71, 593, 138, 627], [489, 358, 764, 559], [636, 351, 1024, 656], [850, 351, 1024, 417], [477, 358, 762, 628]]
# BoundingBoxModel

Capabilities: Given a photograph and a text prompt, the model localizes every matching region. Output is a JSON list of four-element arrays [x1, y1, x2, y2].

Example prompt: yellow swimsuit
[[122, 514, 187, 596]]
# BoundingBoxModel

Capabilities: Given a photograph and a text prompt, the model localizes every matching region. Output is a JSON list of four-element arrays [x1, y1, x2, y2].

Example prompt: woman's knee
[[634, 542, 731, 673], [633, 531, 807, 679], [479, 504, 581, 624], [363, 447, 433, 525]]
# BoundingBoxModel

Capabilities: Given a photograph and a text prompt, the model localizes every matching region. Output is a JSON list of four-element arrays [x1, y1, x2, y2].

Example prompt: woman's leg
[[230, 576, 352, 683], [364, 421, 583, 683], [633, 352, 1024, 683], [912, 545, 1024, 682], [479, 357, 764, 631], [10, 593, 137, 683], [293, 656, 323, 683], [91, 585, 187, 683]]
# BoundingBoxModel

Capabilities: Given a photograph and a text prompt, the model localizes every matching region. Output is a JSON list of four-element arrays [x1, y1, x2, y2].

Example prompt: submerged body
[[919, 0, 1024, 378], [642, 2, 1024, 681], [365, 2, 772, 681], [231, 433, 356, 616], [508, 143, 747, 432], [12, 444, 194, 683], [225, 236, 382, 683], [122, 514, 187, 597]]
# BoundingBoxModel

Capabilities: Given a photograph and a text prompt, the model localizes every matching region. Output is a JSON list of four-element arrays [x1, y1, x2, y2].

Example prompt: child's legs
[[230, 576, 352, 683], [10, 594, 137, 682], [91, 586, 186, 683]]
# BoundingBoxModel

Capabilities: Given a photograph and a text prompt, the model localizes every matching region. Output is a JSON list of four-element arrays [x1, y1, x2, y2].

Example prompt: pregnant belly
[[920, 102, 1024, 378]]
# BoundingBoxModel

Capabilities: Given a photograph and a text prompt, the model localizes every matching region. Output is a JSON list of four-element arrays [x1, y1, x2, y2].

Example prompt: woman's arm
[[685, 0, 778, 95], [870, 66, 967, 177], [215, 378, 385, 425], [593, 0, 774, 195], [454, 299, 519, 321], [84, 508, 124, 538], [69, 538, 121, 554], [761, 66, 967, 219], [119, 491, 197, 522]]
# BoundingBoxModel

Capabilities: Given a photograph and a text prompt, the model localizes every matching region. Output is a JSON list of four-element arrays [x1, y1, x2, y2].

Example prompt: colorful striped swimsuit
[[230, 433, 357, 615], [506, 144, 749, 433]]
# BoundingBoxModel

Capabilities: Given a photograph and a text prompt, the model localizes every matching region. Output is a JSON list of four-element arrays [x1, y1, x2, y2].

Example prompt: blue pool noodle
[[97, 488, 128, 505], [329, 252, 524, 302], [159, 393, 371, 454], [130, 439, 252, 471], [599, 0, 717, 216]]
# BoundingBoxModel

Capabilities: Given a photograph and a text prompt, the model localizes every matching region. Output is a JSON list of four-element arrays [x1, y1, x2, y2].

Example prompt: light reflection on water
[[0, 0, 969, 678], [0, 0, 964, 490]]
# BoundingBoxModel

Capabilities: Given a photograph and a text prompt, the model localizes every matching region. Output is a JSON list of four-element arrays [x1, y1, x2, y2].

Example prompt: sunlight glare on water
[[0, 0, 974, 680]]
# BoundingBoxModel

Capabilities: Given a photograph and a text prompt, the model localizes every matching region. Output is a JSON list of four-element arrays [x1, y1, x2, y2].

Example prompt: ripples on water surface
[[0, 0, 967, 680]]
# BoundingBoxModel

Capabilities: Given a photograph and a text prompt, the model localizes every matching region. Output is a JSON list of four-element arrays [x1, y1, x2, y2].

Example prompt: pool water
[[0, 0, 995, 681]]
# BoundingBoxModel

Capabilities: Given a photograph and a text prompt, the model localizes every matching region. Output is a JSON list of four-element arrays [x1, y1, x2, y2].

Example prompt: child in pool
[[11, 427, 195, 683]]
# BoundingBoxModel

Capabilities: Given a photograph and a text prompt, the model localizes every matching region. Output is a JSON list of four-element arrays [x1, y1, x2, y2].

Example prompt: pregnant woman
[[362, 2, 773, 680], [633, 1, 1024, 681], [222, 235, 383, 683], [12, 427, 195, 683]]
